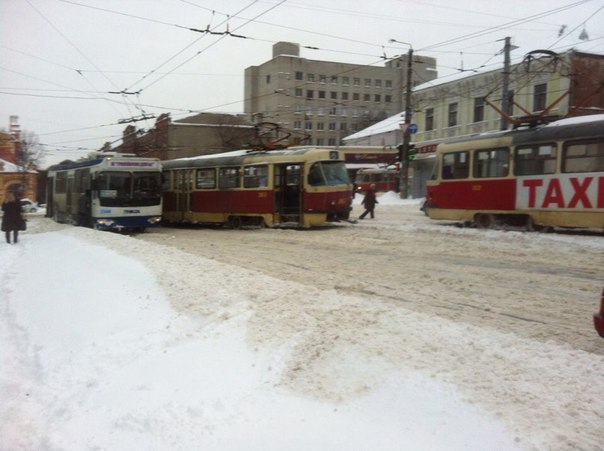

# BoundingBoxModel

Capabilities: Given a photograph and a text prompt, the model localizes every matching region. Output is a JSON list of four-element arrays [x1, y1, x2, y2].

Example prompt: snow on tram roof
[[542, 113, 604, 127]]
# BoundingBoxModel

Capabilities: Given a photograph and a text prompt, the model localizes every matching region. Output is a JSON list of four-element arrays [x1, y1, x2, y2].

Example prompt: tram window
[[514, 144, 556, 175], [563, 140, 604, 173], [473, 148, 509, 178], [244, 165, 268, 188], [308, 162, 349, 186], [442, 152, 469, 179], [196, 168, 216, 189], [218, 167, 240, 189], [286, 165, 300, 186]]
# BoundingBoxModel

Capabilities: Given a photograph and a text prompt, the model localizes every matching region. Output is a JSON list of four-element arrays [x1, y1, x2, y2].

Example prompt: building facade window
[[353, 78, 361, 86], [266, 75, 271, 84], [330, 76, 338, 84], [342, 76, 350, 85], [307, 73, 315, 82], [294, 120, 302, 129], [295, 88, 303, 97], [375, 79, 382, 88], [425, 108, 434, 131], [331, 91, 338, 100], [385, 95, 392, 103], [385, 80, 392, 88], [319, 74, 327, 83], [341, 92, 349, 100], [353, 93, 360, 101], [295, 71, 303, 80], [318, 90, 326, 99], [473, 97, 485, 123], [364, 78, 372, 87], [306, 90, 314, 99], [363, 94, 370, 102], [448, 102, 458, 127], [533, 83, 547, 111], [374, 94, 381, 102]]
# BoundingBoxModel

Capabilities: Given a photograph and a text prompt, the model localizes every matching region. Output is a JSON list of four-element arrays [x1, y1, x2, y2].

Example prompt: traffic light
[[408, 145, 417, 161]]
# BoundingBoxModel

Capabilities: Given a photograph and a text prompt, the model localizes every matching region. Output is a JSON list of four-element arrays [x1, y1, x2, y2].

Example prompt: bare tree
[[15, 130, 43, 170]]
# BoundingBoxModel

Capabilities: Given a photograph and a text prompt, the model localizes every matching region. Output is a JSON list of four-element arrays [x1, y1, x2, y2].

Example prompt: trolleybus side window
[[442, 151, 469, 179], [219, 167, 240, 189], [196, 168, 216, 189], [514, 144, 557, 175], [56, 172, 67, 193], [473, 148, 509, 178], [563, 139, 604, 173], [243, 165, 268, 188]]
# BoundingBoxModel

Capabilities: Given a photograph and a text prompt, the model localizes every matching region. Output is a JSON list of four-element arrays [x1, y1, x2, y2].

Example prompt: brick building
[[0, 117, 38, 204], [114, 112, 256, 160]]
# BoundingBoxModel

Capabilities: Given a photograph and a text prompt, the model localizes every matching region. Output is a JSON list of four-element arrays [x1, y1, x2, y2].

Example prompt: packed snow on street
[[1, 195, 603, 451]]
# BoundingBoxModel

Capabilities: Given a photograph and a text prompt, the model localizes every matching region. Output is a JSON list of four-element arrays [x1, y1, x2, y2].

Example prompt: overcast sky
[[1, 0, 603, 168]]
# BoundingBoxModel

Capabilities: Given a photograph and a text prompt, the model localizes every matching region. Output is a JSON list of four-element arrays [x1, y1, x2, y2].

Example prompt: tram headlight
[[147, 216, 162, 224]]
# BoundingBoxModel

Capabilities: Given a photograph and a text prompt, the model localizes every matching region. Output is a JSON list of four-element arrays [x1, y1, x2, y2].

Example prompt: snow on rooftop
[[343, 112, 406, 141]]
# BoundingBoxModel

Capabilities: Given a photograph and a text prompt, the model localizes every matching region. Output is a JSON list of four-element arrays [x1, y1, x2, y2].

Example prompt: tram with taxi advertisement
[[425, 115, 604, 231], [161, 147, 352, 228]]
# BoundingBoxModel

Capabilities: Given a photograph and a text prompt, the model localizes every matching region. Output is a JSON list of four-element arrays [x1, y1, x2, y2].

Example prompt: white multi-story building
[[244, 42, 437, 147]]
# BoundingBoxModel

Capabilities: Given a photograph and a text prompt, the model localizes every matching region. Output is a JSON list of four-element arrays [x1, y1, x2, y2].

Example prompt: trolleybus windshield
[[98, 171, 161, 207]]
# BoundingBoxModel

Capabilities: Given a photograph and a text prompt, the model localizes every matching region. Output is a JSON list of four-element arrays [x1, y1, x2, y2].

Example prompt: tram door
[[173, 169, 193, 220], [274, 164, 302, 222]]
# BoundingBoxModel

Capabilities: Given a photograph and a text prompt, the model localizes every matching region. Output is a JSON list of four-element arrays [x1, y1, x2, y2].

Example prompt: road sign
[[408, 123, 418, 134]]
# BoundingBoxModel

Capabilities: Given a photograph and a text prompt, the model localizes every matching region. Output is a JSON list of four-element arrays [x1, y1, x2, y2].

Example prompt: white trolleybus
[[46, 153, 162, 232]]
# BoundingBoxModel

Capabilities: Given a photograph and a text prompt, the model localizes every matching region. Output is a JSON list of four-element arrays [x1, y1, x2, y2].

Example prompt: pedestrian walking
[[359, 184, 378, 219], [2, 192, 25, 244]]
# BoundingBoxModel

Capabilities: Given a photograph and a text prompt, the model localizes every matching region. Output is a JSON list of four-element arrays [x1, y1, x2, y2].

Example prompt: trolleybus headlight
[[147, 216, 162, 224], [96, 219, 115, 227]]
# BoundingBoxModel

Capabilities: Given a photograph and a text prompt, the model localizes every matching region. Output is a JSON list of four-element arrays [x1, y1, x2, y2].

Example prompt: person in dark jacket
[[359, 184, 378, 219], [2, 192, 24, 244]]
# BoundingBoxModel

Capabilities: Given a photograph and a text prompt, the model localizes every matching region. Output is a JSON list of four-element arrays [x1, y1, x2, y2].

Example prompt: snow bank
[[1, 217, 603, 450]]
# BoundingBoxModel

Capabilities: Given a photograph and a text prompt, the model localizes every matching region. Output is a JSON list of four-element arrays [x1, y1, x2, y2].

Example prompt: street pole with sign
[[399, 47, 413, 199]]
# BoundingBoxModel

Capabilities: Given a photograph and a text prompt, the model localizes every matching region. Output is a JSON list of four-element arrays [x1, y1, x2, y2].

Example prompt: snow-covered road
[[1, 199, 603, 450]]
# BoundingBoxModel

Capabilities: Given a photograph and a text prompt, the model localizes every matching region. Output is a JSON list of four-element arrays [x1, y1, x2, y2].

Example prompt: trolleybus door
[[274, 164, 302, 223]]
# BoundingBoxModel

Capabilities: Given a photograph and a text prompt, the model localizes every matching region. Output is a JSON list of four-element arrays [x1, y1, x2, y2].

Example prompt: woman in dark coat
[[359, 184, 378, 219], [2, 192, 24, 244]]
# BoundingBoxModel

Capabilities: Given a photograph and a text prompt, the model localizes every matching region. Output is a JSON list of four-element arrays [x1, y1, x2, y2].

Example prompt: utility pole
[[500, 37, 512, 131], [399, 47, 413, 199]]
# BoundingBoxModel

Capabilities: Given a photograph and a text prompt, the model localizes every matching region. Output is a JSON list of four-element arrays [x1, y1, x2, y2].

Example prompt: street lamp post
[[390, 40, 414, 199]]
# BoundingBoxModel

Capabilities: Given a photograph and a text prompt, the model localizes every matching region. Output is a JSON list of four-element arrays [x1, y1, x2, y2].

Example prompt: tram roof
[[441, 114, 604, 148], [161, 147, 339, 170]]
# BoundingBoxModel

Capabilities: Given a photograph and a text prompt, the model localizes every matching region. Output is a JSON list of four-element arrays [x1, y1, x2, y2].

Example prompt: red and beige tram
[[161, 147, 352, 228], [425, 115, 604, 230], [354, 166, 399, 193]]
